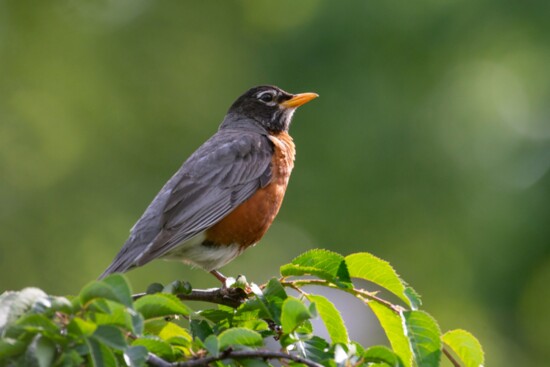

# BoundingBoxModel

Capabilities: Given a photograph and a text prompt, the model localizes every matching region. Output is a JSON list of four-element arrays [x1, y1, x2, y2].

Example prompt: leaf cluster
[[0, 250, 484, 367]]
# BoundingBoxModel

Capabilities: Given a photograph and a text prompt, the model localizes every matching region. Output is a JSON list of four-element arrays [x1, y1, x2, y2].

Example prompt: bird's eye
[[258, 93, 274, 103]]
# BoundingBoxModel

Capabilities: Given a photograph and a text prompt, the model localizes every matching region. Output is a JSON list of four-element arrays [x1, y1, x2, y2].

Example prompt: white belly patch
[[161, 232, 244, 271]]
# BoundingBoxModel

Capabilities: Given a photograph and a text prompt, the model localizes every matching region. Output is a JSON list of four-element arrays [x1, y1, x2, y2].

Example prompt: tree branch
[[280, 278, 404, 313], [147, 349, 323, 367], [133, 287, 248, 309]]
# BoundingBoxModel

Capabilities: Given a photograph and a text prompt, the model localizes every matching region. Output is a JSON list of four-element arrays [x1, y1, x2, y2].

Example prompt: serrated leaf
[[306, 294, 348, 345], [102, 274, 133, 308], [442, 329, 484, 367], [124, 345, 148, 367], [363, 345, 404, 367], [345, 252, 412, 308], [134, 293, 191, 319], [369, 301, 412, 367], [92, 325, 127, 350], [281, 297, 312, 334], [280, 249, 352, 288], [403, 310, 441, 367], [132, 337, 174, 360], [404, 287, 422, 310], [86, 337, 117, 367], [218, 328, 263, 350]]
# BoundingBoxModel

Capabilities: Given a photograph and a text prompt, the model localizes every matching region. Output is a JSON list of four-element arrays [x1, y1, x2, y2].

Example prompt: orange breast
[[205, 132, 295, 248]]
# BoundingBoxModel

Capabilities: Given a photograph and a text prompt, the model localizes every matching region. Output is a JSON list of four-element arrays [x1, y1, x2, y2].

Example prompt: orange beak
[[281, 92, 319, 108]]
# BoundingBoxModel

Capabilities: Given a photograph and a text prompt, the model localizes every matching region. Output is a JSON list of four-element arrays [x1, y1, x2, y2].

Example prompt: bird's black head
[[223, 85, 318, 133]]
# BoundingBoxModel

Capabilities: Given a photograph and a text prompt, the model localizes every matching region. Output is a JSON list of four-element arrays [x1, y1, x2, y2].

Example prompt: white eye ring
[[257, 91, 275, 103]]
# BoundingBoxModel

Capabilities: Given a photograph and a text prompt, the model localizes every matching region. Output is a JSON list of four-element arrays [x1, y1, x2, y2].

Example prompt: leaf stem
[[443, 346, 462, 367]]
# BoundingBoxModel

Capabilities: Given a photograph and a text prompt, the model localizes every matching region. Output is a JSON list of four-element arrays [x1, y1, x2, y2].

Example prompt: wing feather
[[99, 129, 273, 278]]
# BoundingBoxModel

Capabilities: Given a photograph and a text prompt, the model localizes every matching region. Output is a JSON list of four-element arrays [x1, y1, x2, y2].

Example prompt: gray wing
[[99, 130, 273, 278]]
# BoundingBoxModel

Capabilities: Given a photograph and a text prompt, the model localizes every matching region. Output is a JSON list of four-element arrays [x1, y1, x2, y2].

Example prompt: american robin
[[99, 85, 318, 283]]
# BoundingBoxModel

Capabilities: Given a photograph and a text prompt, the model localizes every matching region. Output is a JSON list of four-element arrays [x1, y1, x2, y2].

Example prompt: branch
[[147, 349, 323, 367], [133, 287, 248, 308], [280, 278, 403, 313]]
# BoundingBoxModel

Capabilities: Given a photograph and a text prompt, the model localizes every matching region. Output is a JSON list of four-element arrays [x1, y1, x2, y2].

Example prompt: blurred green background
[[1, 1, 549, 365]]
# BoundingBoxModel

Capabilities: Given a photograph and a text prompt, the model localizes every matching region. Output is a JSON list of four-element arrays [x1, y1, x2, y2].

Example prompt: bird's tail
[[98, 247, 136, 280]]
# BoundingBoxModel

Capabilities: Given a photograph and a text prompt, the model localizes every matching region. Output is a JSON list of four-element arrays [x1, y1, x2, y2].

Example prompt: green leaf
[[403, 310, 441, 367], [131, 311, 144, 336], [57, 349, 85, 366], [134, 293, 191, 319], [0, 338, 28, 359], [263, 278, 288, 300], [363, 345, 404, 367], [204, 334, 219, 357], [280, 249, 352, 288], [124, 345, 148, 367], [158, 322, 192, 342], [281, 297, 312, 334], [218, 328, 263, 350], [132, 337, 174, 360], [190, 319, 213, 341], [92, 325, 128, 350], [306, 294, 349, 345], [86, 337, 117, 367], [345, 252, 412, 308], [68, 317, 97, 336], [102, 274, 133, 307], [146, 283, 164, 294], [163, 280, 192, 295], [302, 336, 332, 363], [15, 314, 60, 336], [442, 329, 484, 367], [24, 335, 56, 367], [80, 280, 124, 307], [245, 284, 278, 322], [404, 287, 422, 310], [199, 308, 234, 323], [369, 301, 412, 367]]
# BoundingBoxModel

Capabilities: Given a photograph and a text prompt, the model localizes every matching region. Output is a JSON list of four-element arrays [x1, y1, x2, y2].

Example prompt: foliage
[[0, 250, 483, 367]]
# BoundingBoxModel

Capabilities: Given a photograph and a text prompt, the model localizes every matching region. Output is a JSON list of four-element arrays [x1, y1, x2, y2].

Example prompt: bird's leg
[[210, 270, 228, 285]]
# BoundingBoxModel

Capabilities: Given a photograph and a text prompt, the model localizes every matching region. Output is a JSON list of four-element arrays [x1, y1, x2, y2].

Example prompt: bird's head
[[223, 85, 318, 133]]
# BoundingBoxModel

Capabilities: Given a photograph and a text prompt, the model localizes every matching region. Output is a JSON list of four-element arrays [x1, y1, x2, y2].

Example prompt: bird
[[99, 85, 318, 283]]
